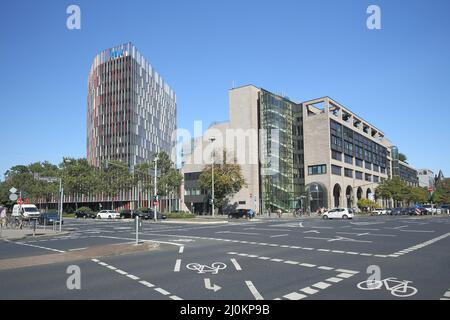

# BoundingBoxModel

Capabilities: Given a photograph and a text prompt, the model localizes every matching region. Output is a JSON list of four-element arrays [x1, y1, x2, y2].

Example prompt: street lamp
[[210, 137, 216, 217], [153, 155, 159, 222]]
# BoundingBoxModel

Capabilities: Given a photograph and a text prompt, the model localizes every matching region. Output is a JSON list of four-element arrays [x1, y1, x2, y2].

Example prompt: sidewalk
[[0, 228, 70, 241]]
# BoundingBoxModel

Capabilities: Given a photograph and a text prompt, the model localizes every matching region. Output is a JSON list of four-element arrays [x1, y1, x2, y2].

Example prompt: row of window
[[331, 151, 386, 174], [331, 165, 382, 182]]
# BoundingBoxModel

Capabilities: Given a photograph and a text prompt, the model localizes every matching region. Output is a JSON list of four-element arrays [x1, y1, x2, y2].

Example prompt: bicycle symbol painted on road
[[357, 277, 418, 298], [186, 262, 227, 275]]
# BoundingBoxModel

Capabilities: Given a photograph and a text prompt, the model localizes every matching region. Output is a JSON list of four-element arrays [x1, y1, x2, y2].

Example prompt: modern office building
[[87, 42, 176, 169], [181, 85, 419, 214]]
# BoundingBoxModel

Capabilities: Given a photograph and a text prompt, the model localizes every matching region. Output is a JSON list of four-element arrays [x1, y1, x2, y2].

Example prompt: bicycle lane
[[312, 235, 450, 300]]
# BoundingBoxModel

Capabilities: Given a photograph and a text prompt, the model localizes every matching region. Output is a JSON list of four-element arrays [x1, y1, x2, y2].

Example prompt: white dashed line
[[246, 281, 264, 300], [230, 258, 242, 271], [284, 292, 307, 300], [174, 259, 182, 272]]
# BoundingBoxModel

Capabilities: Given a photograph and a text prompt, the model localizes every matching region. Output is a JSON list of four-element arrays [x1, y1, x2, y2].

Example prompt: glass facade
[[87, 43, 176, 168], [260, 90, 297, 212]]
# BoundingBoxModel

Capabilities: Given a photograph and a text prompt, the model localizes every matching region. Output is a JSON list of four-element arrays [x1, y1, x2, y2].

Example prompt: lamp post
[[210, 137, 216, 217], [153, 155, 159, 222]]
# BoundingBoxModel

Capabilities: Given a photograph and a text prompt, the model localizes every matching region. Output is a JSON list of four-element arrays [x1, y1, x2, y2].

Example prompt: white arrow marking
[[245, 281, 264, 300], [204, 278, 221, 292]]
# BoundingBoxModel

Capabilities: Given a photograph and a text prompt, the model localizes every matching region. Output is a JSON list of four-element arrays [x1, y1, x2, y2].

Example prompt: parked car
[[75, 210, 96, 219], [140, 208, 167, 220], [372, 208, 387, 215], [390, 208, 403, 216], [322, 208, 354, 220], [119, 210, 135, 219], [423, 204, 438, 214], [38, 212, 63, 225], [228, 209, 253, 219], [96, 210, 120, 219]]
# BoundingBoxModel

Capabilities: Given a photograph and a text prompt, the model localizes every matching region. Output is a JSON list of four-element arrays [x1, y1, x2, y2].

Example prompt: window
[[345, 154, 353, 165], [308, 165, 327, 175], [381, 167, 386, 174], [332, 150, 342, 161], [356, 171, 363, 180], [365, 173, 372, 182], [355, 158, 363, 167], [345, 168, 353, 178], [373, 176, 380, 183], [365, 162, 372, 170], [373, 164, 379, 172], [331, 165, 342, 176], [238, 201, 246, 205]]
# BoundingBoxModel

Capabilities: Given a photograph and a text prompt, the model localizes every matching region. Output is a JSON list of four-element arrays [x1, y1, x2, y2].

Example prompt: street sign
[[9, 187, 18, 194], [9, 194, 18, 201], [17, 198, 24, 205], [428, 186, 433, 193]]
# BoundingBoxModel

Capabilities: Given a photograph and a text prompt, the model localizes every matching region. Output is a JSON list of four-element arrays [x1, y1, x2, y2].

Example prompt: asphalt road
[[1, 215, 450, 300]]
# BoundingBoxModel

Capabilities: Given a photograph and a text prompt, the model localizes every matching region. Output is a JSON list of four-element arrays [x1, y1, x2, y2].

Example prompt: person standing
[[0, 207, 7, 228]]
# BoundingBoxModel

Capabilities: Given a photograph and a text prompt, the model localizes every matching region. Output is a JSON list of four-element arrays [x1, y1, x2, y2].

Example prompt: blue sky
[[1, 0, 449, 178]]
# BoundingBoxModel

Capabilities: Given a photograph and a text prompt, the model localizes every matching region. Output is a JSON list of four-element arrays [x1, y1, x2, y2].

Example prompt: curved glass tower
[[87, 42, 176, 168]]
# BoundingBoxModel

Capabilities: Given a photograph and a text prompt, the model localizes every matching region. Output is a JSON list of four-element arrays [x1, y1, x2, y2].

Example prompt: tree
[[60, 158, 98, 210], [357, 199, 379, 211], [99, 160, 133, 210], [433, 179, 450, 204], [199, 152, 246, 214], [398, 153, 408, 163]]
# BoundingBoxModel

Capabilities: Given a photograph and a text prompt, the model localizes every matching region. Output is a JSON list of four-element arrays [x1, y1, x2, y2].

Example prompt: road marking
[[319, 266, 334, 271], [284, 292, 307, 300], [115, 269, 128, 275], [204, 278, 222, 292], [390, 232, 450, 257], [68, 247, 88, 251], [303, 230, 320, 234], [230, 258, 242, 271], [312, 282, 331, 290], [284, 261, 299, 265], [270, 234, 289, 238], [246, 281, 264, 300], [336, 273, 353, 279], [7, 241, 66, 253], [174, 259, 182, 272], [300, 263, 316, 268], [336, 269, 359, 274], [170, 295, 182, 300], [216, 231, 260, 236], [326, 277, 343, 283], [179, 246, 184, 254], [300, 287, 319, 295], [155, 288, 170, 295], [245, 227, 291, 232], [107, 265, 117, 270], [139, 280, 154, 288], [127, 274, 140, 280]]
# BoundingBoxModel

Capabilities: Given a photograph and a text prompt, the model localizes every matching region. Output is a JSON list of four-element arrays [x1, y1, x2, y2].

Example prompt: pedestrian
[[1, 207, 7, 228], [268, 207, 272, 218], [248, 209, 255, 220], [277, 209, 282, 218]]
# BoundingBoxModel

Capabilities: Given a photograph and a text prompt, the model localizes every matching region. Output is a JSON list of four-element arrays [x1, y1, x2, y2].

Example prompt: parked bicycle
[[357, 277, 418, 298]]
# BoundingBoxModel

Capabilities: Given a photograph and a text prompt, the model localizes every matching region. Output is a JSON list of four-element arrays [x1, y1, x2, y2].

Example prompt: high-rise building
[[87, 43, 176, 168]]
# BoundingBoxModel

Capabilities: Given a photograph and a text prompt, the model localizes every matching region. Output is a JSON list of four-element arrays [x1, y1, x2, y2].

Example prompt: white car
[[96, 210, 120, 219], [322, 208, 354, 220], [372, 208, 387, 215]]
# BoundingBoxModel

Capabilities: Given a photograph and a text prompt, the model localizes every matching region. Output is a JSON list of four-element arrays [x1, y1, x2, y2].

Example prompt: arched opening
[[357, 187, 363, 201], [366, 188, 372, 200], [305, 183, 327, 213], [333, 184, 342, 208], [346, 186, 353, 208]]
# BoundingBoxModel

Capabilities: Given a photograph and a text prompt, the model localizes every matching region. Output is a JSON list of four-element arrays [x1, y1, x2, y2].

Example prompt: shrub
[[77, 206, 93, 213]]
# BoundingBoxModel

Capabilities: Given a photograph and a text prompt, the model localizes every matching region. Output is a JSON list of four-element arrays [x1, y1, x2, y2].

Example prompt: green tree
[[99, 160, 133, 210], [60, 158, 98, 210], [398, 153, 408, 163], [433, 179, 450, 204], [199, 153, 246, 214]]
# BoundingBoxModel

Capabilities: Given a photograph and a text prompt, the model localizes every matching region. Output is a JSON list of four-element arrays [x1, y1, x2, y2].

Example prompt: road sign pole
[[59, 178, 63, 232]]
